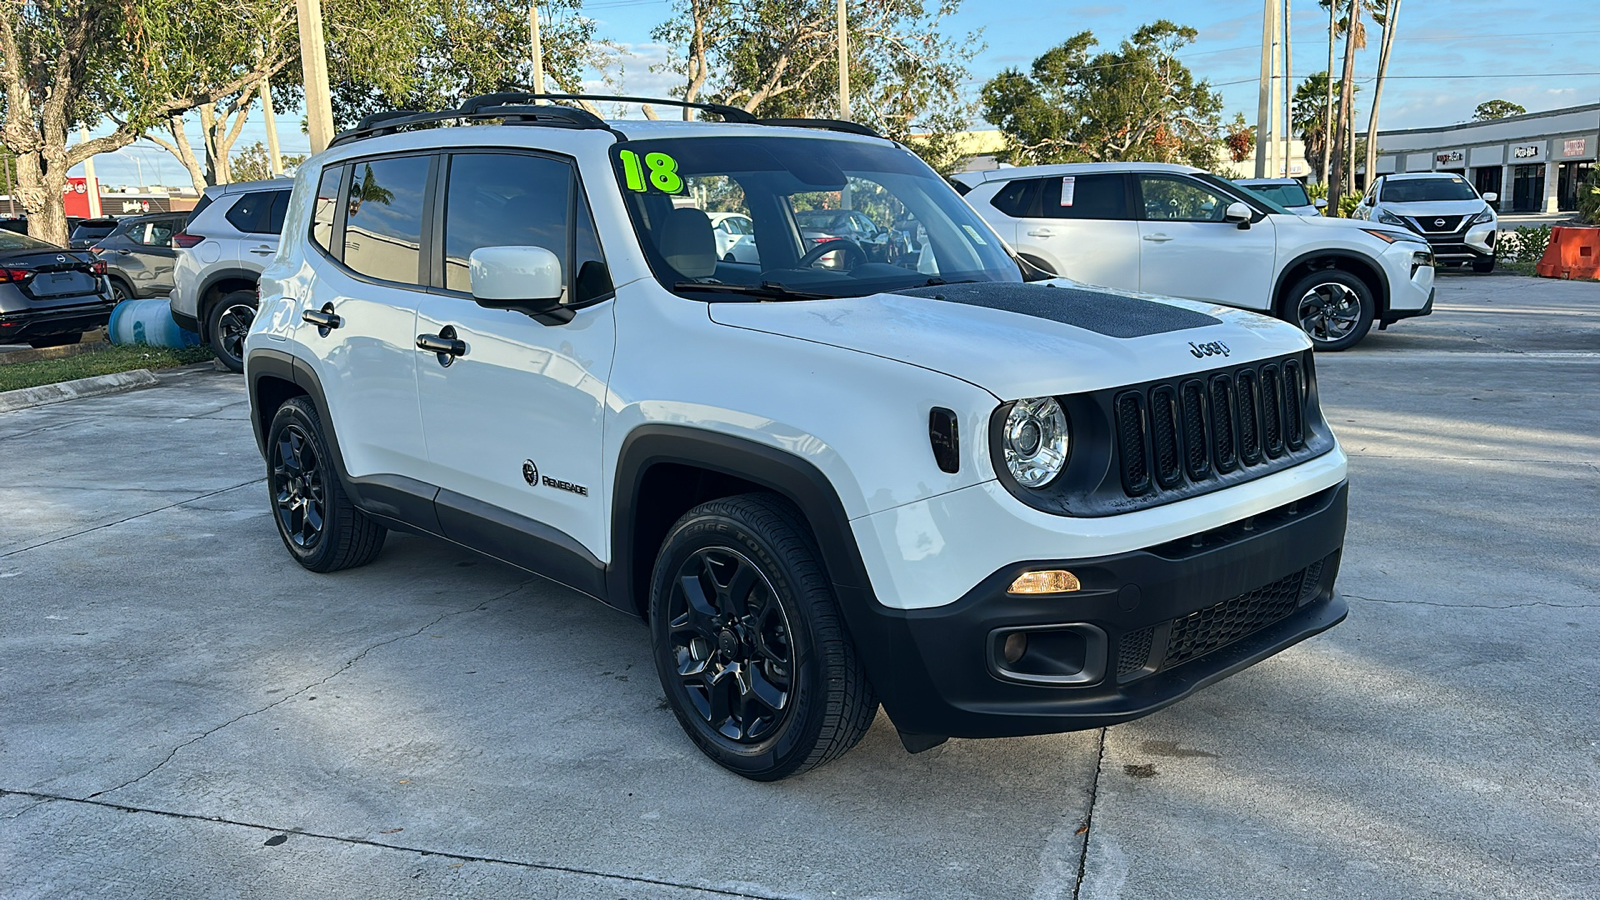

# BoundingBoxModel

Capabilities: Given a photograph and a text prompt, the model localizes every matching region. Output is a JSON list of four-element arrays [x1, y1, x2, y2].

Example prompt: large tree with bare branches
[[979, 21, 1223, 168], [0, 0, 291, 242]]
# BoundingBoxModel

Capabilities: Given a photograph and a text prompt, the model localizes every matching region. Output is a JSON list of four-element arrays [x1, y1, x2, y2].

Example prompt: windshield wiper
[[672, 280, 833, 301]]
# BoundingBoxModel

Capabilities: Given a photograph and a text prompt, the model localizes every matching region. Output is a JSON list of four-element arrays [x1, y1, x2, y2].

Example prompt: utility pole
[[78, 126, 103, 216], [529, 5, 546, 100], [1322, 0, 1335, 184], [296, 0, 335, 154], [1283, 0, 1293, 178], [837, 0, 850, 121], [260, 75, 284, 176], [1254, 0, 1281, 178]]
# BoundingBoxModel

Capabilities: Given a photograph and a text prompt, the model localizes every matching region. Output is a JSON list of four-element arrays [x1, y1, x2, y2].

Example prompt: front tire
[[207, 289, 257, 373], [649, 494, 877, 781], [1283, 269, 1375, 351], [266, 397, 386, 572]]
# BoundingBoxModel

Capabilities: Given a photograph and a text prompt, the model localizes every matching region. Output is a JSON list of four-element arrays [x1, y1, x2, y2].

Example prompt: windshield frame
[[609, 133, 1028, 301]]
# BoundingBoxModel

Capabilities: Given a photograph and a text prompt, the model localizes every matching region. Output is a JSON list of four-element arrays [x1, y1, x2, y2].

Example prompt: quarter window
[[343, 156, 431, 285], [225, 189, 292, 235], [990, 178, 1041, 217], [310, 166, 342, 255]]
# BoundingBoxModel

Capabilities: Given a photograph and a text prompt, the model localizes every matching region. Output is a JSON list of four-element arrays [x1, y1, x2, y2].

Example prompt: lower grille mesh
[[1161, 566, 1311, 669], [1118, 626, 1156, 677]]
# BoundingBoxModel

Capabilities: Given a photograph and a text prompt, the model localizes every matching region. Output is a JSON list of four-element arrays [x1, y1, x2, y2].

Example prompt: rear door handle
[[249, 244, 274, 255], [1026, 229, 1055, 237], [302, 305, 341, 331], [1143, 233, 1173, 243]]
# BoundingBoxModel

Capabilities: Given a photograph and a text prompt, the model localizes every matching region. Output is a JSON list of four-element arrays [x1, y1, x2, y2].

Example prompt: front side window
[[612, 135, 1022, 300], [1138, 175, 1235, 222], [342, 155, 430, 285]]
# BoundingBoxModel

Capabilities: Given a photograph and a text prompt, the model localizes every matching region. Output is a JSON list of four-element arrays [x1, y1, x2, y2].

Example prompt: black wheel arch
[[1273, 250, 1389, 320]]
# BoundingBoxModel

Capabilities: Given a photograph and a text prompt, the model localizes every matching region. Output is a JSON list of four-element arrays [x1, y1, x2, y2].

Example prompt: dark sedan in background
[[0, 230, 115, 348]]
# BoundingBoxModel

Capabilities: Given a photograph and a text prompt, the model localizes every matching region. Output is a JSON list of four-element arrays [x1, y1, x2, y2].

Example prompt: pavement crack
[[1345, 593, 1594, 610], [86, 580, 535, 802], [0, 793, 54, 821], [0, 788, 787, 899], [1072, 727, 1107, 900], [0, 478, 265, 559]]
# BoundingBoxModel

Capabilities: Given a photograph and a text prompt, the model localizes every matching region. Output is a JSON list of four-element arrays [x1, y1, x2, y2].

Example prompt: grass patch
[[1500, 261, 1539, 276], [0, 343, 214, 393]]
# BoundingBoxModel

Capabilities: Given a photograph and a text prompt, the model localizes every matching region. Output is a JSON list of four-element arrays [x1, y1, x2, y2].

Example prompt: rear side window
[[343, 156, 431, 285], [1041, 174, 1129, 220], [224, 189, 291, 235], [310, 167, 342, 255], [442, 152, 572, 295], [990, 178, 1041, 217]]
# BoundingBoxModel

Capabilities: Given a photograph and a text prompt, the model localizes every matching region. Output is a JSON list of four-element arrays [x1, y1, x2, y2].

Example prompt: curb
[[0, 337, 112, 366], [0, 368, 159, 414]]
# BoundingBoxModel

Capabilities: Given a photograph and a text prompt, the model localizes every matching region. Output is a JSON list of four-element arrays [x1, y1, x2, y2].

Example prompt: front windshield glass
[[1238, 182, 1311, 208], [1381, 177, 1478, 203], [611, 135, 1022, 300]]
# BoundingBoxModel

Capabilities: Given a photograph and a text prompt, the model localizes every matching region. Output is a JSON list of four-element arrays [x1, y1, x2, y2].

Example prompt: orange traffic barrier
[[1536, 226, 1600, 280]]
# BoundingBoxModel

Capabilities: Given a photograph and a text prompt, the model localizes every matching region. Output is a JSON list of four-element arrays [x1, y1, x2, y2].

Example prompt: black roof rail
[[756, 117, 882, 138], [355, 109, 424, 131], [327, 105, 608, 149]]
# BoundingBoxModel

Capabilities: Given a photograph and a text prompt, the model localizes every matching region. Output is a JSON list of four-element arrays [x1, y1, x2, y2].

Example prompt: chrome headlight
[[1002, 397, 1070, 488], [1376, 209, 1410, 228], [1468, 206, 1496, 225]]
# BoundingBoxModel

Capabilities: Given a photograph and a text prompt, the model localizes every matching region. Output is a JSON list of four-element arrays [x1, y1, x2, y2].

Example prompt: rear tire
[[108, 278, 131, 302], [27, 333, 81, 348], [266, 397, 386, 572], [649, 493, 877, 780], [207, 289, 257, 373], [1282, 269, 1374, 351]]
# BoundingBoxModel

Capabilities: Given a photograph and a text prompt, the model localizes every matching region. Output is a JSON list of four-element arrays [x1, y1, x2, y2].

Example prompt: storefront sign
[[1512, 143, 1545, 161], [1563, 138, 1589, 158], [1434, 149, 1465, 166]]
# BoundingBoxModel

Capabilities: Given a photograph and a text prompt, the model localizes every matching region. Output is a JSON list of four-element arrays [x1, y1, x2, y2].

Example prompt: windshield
[[611, 135, 1022, 300], [1238, 182, 1311, 208], [1382, 177, 1478, 203], [0, 230, 57, 251]]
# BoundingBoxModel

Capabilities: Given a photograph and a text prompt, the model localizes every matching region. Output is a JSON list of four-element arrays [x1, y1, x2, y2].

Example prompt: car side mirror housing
[[1314, 198, 1329, 209], [1224, 201, 1254, 229], [469, 246, 573, 325], [1482, 192, 1499, 203]]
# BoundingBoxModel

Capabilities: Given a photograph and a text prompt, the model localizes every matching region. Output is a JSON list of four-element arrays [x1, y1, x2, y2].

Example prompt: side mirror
[[469, 246, 572, 325], [1224, 201, 1254, 228], [1483, 192, 1499, 203], [1314, 198, 1329, 209]]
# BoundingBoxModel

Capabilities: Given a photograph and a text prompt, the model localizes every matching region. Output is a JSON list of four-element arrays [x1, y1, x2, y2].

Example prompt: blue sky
[[77, 0, 1600, 186]]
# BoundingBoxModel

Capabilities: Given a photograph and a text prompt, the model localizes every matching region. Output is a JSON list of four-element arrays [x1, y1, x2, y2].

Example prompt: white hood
[[707, 281, 1311, 400]]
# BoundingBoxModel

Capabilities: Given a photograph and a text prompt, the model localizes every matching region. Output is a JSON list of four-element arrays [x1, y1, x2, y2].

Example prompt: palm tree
[[1329, 0, 1365, 199], [1294, 72, 1356, 182], [1363, 0, 1401, 188]]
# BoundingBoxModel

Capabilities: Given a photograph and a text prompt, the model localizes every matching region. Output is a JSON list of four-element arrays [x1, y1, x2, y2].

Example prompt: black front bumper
[[840, 482, 1349, 739], [0, 302, 117, 342]]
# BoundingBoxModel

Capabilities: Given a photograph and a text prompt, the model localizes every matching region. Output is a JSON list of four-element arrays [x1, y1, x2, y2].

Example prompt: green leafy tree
[[230, 141, 308, 182], [979, 21, 1223, 168], [1578, 165, 1600, 225], [1293, 72, 1356, 182], [651, 0, 980, 170], [0, 0, 292, 243], [1473, 99, 1526, 121]]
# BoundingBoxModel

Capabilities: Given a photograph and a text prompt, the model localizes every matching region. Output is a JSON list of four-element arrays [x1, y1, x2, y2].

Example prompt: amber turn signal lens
[[1007, 570, 1081, 594]]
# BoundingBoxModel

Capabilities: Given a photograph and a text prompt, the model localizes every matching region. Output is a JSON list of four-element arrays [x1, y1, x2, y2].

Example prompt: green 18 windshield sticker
[[619, 150, 683, 194]]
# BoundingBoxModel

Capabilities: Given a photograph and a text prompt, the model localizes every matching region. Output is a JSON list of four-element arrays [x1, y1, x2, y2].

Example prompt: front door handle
[[1025, 228, 1055, 237], [1143, 233, 1174, 243], [417, 325, 467, 366]]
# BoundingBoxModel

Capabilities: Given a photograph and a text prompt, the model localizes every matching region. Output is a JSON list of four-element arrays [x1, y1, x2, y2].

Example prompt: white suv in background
[[169, 178, 294, 371], [1352, 173, 1498, 273], [954, 163, 1436, 350]]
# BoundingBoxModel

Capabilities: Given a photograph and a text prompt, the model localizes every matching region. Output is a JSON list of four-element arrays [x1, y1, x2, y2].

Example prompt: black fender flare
[[1272, 249, 1391, 319], [196, 267, 263, 337]]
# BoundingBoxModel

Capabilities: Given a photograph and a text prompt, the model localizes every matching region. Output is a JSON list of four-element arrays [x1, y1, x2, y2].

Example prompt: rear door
[[1027, 173, 1139, 289], [117, 216, 182, 295], [1134, 173, 1277, 310], [225, 188, 292, 267]]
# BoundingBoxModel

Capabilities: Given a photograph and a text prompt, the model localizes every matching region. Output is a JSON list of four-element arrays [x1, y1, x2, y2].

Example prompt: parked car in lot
[[246, 93, 1351, 780], [0, 229, 114, 347], [88, 212, 187, 300], [954, 162, 1437, 350], [68, 217, 119, 250], [1350, 172, 1498, 273], [708, 211, 759, 263], [1234, 178, 1326, 216], [169, 178, 293, 371]]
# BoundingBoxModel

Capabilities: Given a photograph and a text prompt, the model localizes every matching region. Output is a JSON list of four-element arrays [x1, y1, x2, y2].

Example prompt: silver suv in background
[[1353, 173, 1498, 273], [1234, 178, 1326, 217], [170, 178, 293, 371]]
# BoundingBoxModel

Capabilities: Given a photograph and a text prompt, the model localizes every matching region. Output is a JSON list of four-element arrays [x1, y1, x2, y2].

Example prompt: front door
[[413, 150, 617, 565], [1512, 165, 1545, 212], [1134, 173, 1277, 311]]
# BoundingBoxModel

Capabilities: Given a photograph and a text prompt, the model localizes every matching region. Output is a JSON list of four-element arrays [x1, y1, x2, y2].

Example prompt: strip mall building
[[1369, 102, 1598, 214]]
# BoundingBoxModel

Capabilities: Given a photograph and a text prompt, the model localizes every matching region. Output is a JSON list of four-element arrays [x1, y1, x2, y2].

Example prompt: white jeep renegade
[[246, 95, 1351, 780]]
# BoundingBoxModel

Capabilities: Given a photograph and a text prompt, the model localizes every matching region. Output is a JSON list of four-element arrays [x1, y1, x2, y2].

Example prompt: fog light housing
[[1008, 570, 1081, 594], [988, 624, 1106, 685], [1002, 632, 1028, 664]]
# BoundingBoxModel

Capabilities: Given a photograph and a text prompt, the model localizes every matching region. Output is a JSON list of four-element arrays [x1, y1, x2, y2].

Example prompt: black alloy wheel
[[272, 422, 326, 552], [666, 546, 795, 743], [208, 289, 257, 372], [265, 398, 386, 572], [649, 493, 877, 780]]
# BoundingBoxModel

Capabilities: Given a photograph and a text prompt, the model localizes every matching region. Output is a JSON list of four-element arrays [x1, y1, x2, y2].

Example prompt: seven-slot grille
[[1113, 356, 1308, 499]]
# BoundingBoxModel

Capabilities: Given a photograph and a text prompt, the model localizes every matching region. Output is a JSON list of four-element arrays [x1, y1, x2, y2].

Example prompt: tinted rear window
[[343, 156, 430, 285], [1042, 173, 1128, 220], [185, 194, 215, 227], [0, 230, 57, 251]]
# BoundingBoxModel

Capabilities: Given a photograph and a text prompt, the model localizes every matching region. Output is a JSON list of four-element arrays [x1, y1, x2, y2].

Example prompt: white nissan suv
[[245, 95, 1351, 780], [954, 163, 1436, 350], [1352, 172, 1499, 273]]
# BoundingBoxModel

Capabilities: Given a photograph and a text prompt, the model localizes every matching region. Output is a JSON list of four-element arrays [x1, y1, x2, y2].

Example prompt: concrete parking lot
[[2, 272, 1596, 899]]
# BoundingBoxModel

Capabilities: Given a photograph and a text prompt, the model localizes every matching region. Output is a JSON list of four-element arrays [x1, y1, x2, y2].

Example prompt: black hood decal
[[894, 282, 1221, 338]]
